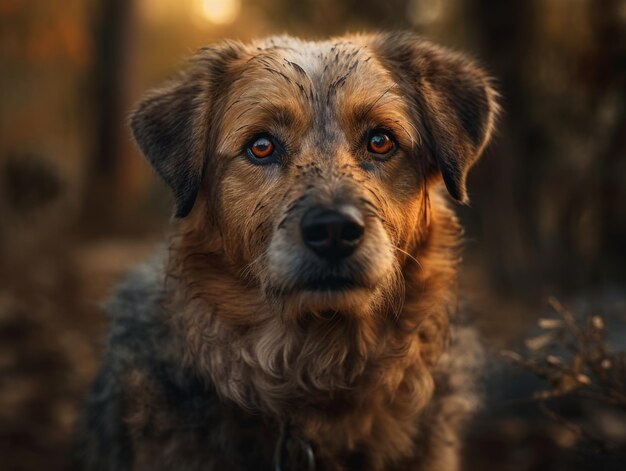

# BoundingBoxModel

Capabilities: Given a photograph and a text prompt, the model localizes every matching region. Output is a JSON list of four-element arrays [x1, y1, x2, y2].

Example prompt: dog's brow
[[242, 101, 300, 129], [351, 85, 401, 122], [219, 100, 304, 153]]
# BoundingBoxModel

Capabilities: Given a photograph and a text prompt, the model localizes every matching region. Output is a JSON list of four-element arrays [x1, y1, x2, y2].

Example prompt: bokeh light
[[198, 0, 241, 25]]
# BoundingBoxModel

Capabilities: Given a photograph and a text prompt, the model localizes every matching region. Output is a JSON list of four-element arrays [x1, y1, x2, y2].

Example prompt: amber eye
[[249, 136, 275, 159], [367, 131, 395, 155]]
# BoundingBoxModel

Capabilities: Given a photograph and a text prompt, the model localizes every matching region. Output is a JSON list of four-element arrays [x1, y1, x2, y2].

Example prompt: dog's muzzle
[[300, 205, 364, 261], [265, 197, 393, 300]]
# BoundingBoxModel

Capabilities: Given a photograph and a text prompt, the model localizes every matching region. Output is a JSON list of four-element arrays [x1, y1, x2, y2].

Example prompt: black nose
[[300, 206, 365, 259]]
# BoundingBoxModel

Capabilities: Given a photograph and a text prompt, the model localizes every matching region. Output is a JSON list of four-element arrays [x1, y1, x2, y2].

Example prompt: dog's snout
[[300, 206, 365, 260]]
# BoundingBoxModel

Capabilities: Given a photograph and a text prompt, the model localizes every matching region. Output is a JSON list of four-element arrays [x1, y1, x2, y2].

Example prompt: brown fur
[[165, 189, 461, 470], [78, 32, 498, 471]]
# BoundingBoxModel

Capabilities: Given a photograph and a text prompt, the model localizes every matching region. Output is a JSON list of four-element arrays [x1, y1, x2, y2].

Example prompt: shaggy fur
[[76, 32, 498, 470]]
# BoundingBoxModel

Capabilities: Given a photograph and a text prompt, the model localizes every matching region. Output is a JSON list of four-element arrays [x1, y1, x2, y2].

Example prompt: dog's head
[[131, 33, 497, 318]]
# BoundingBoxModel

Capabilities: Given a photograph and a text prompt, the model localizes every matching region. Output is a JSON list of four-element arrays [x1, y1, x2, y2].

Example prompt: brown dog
[[76, 32, 498, 470]]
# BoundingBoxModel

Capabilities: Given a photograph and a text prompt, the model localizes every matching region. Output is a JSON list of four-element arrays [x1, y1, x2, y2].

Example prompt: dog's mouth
[[296, 276, 365, 292], [266, 273, 375, 316], [266, 275, 369, 297]]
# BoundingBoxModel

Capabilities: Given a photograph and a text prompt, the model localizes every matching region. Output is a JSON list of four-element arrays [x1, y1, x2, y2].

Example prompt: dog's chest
[[124, 369, 276, 470], [124, 367, 422, 471]]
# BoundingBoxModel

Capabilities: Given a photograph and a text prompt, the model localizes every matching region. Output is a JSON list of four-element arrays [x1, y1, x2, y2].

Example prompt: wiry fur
[[76, 32, 498, 470]]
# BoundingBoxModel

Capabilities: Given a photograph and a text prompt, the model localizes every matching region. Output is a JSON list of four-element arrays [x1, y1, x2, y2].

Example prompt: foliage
[[502, 297, 626, 452]]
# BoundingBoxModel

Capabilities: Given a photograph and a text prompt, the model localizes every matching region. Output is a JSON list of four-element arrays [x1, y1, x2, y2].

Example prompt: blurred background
[[0, 0, 625, 469]]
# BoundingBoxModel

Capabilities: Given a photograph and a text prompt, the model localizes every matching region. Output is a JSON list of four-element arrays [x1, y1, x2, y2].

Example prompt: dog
[[76, 32, 498, 470]]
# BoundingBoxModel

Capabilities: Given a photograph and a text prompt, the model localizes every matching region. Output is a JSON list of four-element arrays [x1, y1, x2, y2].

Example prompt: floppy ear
[[371, 32, 499, 203], [130, 42, 242, 217]]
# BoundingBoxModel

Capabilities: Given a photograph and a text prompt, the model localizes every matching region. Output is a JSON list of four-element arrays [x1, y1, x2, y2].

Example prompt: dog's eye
[[248, 136, 275, 160], [367, 131, 395, 155]]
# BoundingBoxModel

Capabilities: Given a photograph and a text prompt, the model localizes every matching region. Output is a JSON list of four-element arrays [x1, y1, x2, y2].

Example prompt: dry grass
[[501, 297, 626, 452]]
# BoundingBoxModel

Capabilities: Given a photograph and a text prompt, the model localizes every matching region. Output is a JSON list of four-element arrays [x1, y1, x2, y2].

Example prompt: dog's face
[[131, 33, 497, 318]]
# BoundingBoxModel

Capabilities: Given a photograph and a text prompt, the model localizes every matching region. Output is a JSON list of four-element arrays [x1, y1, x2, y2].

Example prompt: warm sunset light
[[4, 2, 626, 470], [199, 0, 241, 25]]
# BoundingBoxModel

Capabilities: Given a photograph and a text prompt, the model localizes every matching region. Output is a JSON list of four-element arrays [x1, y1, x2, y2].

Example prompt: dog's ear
[[371, 32, 499, 203], [130, 42, 242, 217]]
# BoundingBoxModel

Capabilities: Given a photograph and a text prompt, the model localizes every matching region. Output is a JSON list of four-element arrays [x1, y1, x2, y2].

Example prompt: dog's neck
[[165, 189, 461, 464]]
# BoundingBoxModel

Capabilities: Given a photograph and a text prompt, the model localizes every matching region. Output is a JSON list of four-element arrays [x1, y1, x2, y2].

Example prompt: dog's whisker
[[390, 244, 422, 269], [238, 250, 267, 281], [395, 120, 420, 148], [361, 83, 399, 118]]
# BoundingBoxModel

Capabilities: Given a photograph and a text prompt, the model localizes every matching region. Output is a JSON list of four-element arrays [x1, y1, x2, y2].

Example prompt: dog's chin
[[265, 278, 377, 318], [288, 288, 374, 318]]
